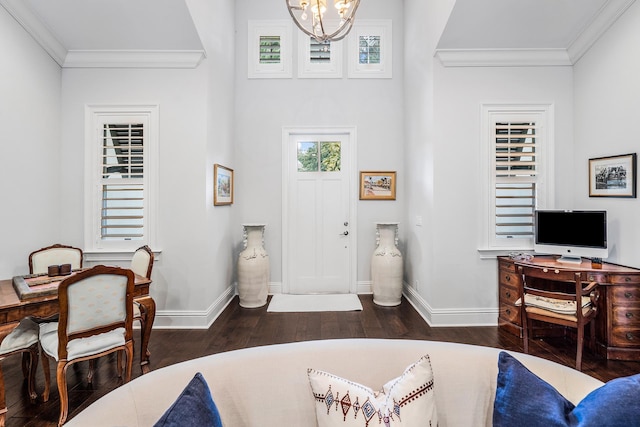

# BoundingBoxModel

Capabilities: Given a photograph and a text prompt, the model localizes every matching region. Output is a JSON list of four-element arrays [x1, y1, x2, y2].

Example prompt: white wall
[[59, 0, 236, 327], [0, 5, 62, 277], [234, 0, 405, 288], [403, 0, 576, 326], [574, 0, 640, 269]]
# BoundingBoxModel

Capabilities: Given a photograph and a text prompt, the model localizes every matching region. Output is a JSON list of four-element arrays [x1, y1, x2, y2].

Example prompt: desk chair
[[39, 265, 135, 426], [516, 264, 599, 371], [0, 319, 39, 427], [28, 244, 83, 275]]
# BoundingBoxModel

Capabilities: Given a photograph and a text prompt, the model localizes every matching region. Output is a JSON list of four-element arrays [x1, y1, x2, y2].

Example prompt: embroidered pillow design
[[308, 355, 437, 426]]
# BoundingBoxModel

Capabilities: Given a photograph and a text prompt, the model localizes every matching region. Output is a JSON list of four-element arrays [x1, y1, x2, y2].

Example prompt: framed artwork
[[297, 24, 343, 78], [589, 153, 637, 198], [359, 171, 396, 200], [347, 20, 392, 78], [247, 20, 292, 79], [214, 164, 234, 205]]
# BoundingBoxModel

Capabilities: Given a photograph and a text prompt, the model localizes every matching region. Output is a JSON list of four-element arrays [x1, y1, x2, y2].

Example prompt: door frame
[[281, 126, 358, 294]]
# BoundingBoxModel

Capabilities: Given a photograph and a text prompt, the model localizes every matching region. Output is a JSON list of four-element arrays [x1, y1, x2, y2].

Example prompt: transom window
[[297, 141, 341, 172]]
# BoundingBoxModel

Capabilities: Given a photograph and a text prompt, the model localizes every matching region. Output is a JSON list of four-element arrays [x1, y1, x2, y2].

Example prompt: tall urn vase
[[237, 224, 270, 308], [371, 222, 403, 306]]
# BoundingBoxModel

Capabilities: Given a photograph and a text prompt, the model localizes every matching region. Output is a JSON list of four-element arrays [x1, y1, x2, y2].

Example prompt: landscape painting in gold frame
[[214, 164, 234, 205], [359, 171, 396, 200]]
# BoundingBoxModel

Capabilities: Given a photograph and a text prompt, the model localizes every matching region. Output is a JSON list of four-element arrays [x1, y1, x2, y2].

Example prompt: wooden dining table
[[0, 271, 155, 374]]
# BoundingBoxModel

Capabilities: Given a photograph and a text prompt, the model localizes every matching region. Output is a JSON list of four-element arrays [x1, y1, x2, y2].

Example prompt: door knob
[[339, 231, 349, 236]]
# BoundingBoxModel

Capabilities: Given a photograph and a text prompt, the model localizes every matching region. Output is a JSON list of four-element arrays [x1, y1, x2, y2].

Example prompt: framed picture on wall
[[588, 153, 637, 198], [359, 171, 396, 200], [214, 164, 234, 205]]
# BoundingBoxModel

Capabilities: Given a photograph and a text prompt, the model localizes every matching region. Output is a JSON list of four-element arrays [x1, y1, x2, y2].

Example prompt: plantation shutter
[[100, 123, 144, 241], [494, 121, 537, 239]]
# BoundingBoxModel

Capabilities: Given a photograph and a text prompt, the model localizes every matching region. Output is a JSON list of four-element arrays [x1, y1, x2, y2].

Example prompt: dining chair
[[516, 264, 599, 371], [0, 319, 39, 427], [131, 246, 154, 358], [28, 244, 83, 275], [39, 265, 135, 426]]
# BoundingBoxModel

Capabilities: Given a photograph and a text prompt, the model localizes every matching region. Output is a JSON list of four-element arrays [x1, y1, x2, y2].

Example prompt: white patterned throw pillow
[[307, 355, 437, 426]]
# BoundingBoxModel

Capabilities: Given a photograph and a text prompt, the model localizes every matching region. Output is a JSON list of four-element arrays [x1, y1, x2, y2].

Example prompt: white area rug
[[267, 294, 363, 312]]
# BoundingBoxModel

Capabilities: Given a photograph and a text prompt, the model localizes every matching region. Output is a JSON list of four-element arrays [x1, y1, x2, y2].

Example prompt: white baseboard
[[150, 281, 498, 329], [402, 284, 498, 327]]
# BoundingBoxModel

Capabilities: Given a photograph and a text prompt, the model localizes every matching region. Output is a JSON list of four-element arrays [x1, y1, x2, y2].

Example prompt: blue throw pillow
[[154, 372, 223, 427], [493, 351, 640, 427]]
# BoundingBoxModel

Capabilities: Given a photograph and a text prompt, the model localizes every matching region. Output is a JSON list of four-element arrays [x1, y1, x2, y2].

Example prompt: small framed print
[[248, 20, 292, 79], [589, 153, 637, 198], [348, 20, 392, 78], [360, 171, 396, 200], [214, 164, 234, 205], [297, 23, 343, 78]]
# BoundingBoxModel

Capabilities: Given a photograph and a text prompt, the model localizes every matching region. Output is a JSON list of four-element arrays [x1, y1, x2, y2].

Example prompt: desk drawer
[[612, 306, 640, 327], [500, 285, 519, 305], [611, 286, 640, 304], [610, 327, 640, 347], [499, 303, 521, 326], [609, 275, 640, 285], [499, 259, 516, 273], [499, 270, 520, 288]]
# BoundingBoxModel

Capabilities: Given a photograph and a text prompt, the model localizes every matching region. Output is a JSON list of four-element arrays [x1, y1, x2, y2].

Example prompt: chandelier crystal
[[286, 0, 361, 42]]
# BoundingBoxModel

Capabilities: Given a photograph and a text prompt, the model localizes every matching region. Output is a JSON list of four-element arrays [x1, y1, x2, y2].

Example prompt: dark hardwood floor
[[5, 294, 640, 426]]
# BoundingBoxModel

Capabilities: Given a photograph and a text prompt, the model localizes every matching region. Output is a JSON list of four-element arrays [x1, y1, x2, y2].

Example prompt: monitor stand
[[557, 255, 583, 264]]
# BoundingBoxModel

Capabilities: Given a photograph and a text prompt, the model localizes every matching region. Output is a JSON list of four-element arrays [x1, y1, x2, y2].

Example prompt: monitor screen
[[534, 210, 608, 262]]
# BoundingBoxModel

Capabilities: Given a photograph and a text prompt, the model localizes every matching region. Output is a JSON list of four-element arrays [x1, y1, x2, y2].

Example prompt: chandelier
[[286, 0, 361, 42]]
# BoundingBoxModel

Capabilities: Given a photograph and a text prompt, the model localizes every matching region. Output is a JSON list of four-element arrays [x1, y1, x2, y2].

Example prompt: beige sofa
[[66, 339, 603, 426]]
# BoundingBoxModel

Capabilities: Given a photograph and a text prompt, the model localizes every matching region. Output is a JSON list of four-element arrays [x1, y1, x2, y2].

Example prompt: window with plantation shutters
[[480, 105, 553, 252], [101, 123, 144, 241], [85, 106, 158, 251], [494, 121, 537, 240]]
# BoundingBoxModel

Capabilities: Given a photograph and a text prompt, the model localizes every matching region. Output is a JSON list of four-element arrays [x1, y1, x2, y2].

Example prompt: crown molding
[[567, 0, 636, 64], [435, 0, 636, 68], [0, 0, 66, 66], [434, 49, 572, 67], [63, 50, 206, 68], [1, 0, 206, 69]]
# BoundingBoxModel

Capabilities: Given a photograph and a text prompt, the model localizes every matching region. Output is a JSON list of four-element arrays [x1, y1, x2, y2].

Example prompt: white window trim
[[347, 19, 392, 79], [248, 20, 293, 79], [84, 104, 159, 254], [478, 103, 555, 258]]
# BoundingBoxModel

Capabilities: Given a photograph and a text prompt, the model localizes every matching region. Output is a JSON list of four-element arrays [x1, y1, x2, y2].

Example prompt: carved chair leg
[[56, 362, 69, 427], [523, 314, 530, 354], [576, 326, 584, 371], [124, 343, 134, 383], [117, 352, 123, 378], [41, 349, 51, 402], [27, 345, 38, 402]]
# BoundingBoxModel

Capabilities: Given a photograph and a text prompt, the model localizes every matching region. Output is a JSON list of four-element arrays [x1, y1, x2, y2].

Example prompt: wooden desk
[[498, 255, 640, 361], [0, 273, 156, 374]]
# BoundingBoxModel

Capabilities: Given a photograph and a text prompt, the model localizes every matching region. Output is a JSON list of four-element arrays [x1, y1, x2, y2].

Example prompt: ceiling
[[0, 0, 636, 68]]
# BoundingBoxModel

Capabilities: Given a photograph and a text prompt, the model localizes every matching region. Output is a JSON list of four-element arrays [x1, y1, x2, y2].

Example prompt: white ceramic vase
[[371, 222, 403, 306], [237, 224, 270, 308]]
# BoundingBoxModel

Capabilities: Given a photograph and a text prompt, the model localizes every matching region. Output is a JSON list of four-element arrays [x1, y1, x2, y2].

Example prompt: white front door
[[282, 127, 356, 294]]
